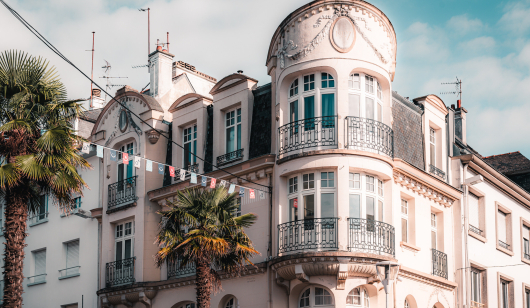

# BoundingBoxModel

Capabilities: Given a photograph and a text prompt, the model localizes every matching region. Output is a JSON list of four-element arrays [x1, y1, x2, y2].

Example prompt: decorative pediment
[[209, 73, 258, 95], [168, 93, 213, 113], [393, 170, 457, 207]]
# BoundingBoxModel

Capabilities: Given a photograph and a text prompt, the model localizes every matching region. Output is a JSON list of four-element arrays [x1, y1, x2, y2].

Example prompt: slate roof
[[80, 108, 103, 123], [483, 151, 530, 174]]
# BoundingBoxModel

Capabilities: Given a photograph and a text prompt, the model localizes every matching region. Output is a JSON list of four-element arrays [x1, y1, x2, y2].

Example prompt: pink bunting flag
[[123, 153, 129, 165], [210, 178, 216, 188], [169, 166, 175, 177], [249, 189, 255, 199]]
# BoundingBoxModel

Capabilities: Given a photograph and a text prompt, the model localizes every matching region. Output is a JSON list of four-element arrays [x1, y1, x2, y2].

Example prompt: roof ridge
[[483, 151, 521, 159]]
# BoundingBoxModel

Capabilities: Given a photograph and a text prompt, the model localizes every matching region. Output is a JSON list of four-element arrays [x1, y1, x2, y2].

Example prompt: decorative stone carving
[[120, 295, 133, 307], [139, 291, 152, 308], [393, 170, 456, 207], [295, 264, 309, 282], [337, 271, 348, 290], [146, 130, 161, 144], [330, 17, 356, 53]]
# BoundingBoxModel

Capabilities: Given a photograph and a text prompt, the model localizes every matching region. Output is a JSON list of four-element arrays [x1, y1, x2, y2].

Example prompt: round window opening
[[119, 110, 128, 132]]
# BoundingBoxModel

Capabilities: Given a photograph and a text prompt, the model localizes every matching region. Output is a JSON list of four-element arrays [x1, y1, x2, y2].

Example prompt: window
[[366, 176, 375, 192], [178, 304, 196, 308], [469, 193, 480, 233], [290, 79, 299, 97], [500, 280, 509, 308], [304, 74, 315, 91], [321, 73, 335, 88], [401, 199, 408, 242], [290, 100, 299, 124], [365, 97, 374, 120], [429, 128, 436, 167], [299, 286, 334, 308], [348, 94, 360, 117], [115, 221, 134, 262], [224, 297, 237, 308], [498, 210, 509, 249], [303, 173, 315, 190], [321, 172, 334, 188], [32, 249, 46, 284], [118, 142, 134, 183], [526, 288, 530, 308], [30, 195, 49, 225], [346, 287, 369, 307], [431, 213, 437, 250], [377, 83, 382, 100], [61, 240, 80, 278], [289, 177, 298, 194], [73, 197, 81, 209], [523, 224, 530, 260], [349, 173, 360, 189], [365, 75, 374, 94], [225, 108, 242, 154], [183, 125, 197, 169], [289, 198, 298, 222], [378, 180, 383, 196], [349, 73, 360, 90], [470, 269, 481, 305], [404, 300, 410, 308]]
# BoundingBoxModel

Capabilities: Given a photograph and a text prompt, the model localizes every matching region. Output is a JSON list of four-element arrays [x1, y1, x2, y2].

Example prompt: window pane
[[431, 230, 437, 250], [378, 200, 383, 221], [366, 197, 375, 221], [321, 94, 335, 118], [321, 194, 334, 218], [290, 100, 298, 123], [498, 210, 507, 243], [226, 127, 235, 153], [124, 239, 132, 259], [348, 94, 360, 117], [304, 96, 315, 131], [349, 195, 360, 218], [304, 195, 315, 219], [401, 218, 408, 242], [366, 97, 374, 120], [469, 193, 480, 228], [289, 199, 298, 222]]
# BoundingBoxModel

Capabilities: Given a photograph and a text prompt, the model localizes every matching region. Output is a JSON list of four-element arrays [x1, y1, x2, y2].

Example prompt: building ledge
[[400, 241, 421, 252], [468, 230, 487, 243], [27, 280, 46, 287], [29, 219, 48, 227], [496, 245, 514, 256], [277, 149, 394, 166], [106, 202, 137, 214], [399, 266, 457, 291], [59, 273, 80, 280]]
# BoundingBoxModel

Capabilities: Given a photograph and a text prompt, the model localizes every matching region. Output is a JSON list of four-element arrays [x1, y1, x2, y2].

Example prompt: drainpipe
[[267, 173, 273, 308], [462, 163, 470, 308]]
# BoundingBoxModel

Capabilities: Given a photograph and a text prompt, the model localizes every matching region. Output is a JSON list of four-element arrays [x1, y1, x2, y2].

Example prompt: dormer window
[[321, 73, 335, 88], [303, 74, 315, 91], [430, 127, 436, 167], [226, 108, 242, 154], [183, 125, 197, 169], [289, 79, 299, 97]]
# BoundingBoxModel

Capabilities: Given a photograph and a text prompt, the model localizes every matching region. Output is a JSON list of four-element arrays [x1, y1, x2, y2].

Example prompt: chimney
[[454, 101, 468, 145], [149, 44, 174, 98], [90, 88, 105, 109]]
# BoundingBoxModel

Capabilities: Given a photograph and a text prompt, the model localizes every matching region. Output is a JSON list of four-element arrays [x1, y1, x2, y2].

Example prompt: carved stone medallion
[[330, 16, 356, 53]]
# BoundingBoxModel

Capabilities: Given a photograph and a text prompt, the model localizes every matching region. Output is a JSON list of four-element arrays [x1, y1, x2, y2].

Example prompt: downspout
[[462, 163, 470, 308], [267, 173, 273, 308], [97, 155, 104, 308]]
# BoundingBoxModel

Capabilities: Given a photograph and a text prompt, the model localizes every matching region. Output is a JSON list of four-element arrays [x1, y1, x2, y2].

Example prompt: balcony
[[277, 218, 338, 254], [29, 212, 49, 227], [498, 240, 510, 250], [429, 164, 446, 180], [431, 249, 448, 279], [217, 148, 244, 166], [469, 225, 483, 237], [187, 163, 199, 174], [348, 218, 395, 257], [107, 176, 138, 212], [168, 258, 196, 279], [278, 116, 338, 157], [106, 257, 135, 288], [27, 274, 47, 286], [345, 116, 393, 157], [58, 266, 80, 280]]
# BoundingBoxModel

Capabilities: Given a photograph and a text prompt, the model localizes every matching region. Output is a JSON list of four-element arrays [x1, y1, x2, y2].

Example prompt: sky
[[1, 0, 529, 157]]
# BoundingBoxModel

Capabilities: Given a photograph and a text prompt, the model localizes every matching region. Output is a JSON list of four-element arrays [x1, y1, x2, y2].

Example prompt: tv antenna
[[85, 32, 95, 108], [99, 60, 128, 102], [441, 77, 462, 107]]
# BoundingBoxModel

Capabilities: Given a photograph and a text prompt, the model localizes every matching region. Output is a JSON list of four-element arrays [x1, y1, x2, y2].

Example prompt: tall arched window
[[298, 286, 334, 308], [347, 73, 383, 122], [346, 287, 369, 307], [224, 297, 237, 308]]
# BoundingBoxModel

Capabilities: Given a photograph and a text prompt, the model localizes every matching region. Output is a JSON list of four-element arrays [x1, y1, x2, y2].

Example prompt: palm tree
[[0, 50, 89, 307], [155, 187, 259, 308]]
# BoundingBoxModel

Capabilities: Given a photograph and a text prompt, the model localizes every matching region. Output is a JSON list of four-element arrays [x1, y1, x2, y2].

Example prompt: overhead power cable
[[0, 0, 270, 190]]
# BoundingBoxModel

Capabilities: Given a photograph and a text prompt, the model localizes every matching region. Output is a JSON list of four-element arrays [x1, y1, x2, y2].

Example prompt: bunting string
[[82, 142, 268, 199]]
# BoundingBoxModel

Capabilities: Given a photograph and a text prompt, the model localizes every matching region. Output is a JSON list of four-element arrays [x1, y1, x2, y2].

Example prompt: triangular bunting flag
[[110, 150, 117, 161], [220, 180, 227, 188], [259, 190, 266, 200], [201, 176, 207, 187], [179, 169, 186, 181], [228, 184, 235, 193], [169, 166, 175, 177], [239, 187, 245, 197], [158, 163, 164, 174], [123, 153, 129, 165]]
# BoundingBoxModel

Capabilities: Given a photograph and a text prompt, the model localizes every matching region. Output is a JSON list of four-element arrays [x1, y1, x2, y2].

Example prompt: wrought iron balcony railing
[[432, 249, 448, 279], [471, 301, 485, 308], [498, 240, 510, 250], [278, 116, 338, 157], [106, 257, 135, 288], [29, 212, 49, 226], [348, 218, 395, 257], [217, 149, 244, 166], [277, 218, 338, 254], [187, 163, 199, 174], [429, 164, 446, 180], [167, 258, 196, 279], [524, 252, 530, 261], [108, 176, 138, 210], [345, 116, 393, 157], [469, 225, 483, 236]]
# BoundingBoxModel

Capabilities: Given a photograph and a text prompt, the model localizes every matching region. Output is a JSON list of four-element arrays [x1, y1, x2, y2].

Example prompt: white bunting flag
[[220, 180, 227, 188], [191, 173, 197, 184], [146, 160, 152, 172], [179, 169, 186, 181], [81, 142, 90, 154], [96, 145, 104, 158], [134, 156, 141, 169], [228, 184, 235, 194], [259, 190, 266, 200]]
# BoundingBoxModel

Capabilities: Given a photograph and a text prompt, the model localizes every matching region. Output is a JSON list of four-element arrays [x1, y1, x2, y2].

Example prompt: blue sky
[[1, 0, 529, 157]]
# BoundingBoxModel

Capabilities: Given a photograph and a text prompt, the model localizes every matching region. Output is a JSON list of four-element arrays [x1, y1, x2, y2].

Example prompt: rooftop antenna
[[441, 77, 462, 108], [138, 8, 150, 55], [85, 32, 95, 109], [167, 32, 169, 52], [99, 60, 128, 102]]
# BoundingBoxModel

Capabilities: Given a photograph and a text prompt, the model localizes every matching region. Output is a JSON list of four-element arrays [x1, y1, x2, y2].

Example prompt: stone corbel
[[121, 295, 133, 307], [276, 277, 290, 296], [257, 170, 266, 179], [337, 257, 350, 290], [101, 296, 113, 308], [295, 264, 309, 282], [146, 130, 161, 144], [139, 291, 151, 308]]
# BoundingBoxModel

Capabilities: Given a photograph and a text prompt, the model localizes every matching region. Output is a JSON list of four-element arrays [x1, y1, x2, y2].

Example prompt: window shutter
[[498, 210, 507, 243], [66, 240, 80, 275], [469, 194, 480, 228], [34, 250, 46, 282]]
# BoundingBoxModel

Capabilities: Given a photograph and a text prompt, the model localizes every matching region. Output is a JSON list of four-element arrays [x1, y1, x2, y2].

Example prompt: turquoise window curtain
[[304, 96, 315, 131], [322, 93, 335, 128], [126, 144, 133, 179]]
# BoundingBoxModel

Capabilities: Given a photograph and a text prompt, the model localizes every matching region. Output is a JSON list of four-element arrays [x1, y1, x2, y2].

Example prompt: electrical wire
[[0, 0, 271, 190]]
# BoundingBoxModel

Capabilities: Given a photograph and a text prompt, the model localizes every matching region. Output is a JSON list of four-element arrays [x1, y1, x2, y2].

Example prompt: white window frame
[[303, 74, 315, 92], [401, 199, 409, 243], [289, 79, 299, 98], [286, 171, 336, 222], [299, 286, 334, 308], [225, 108, 242, 154], [183, 124, 197, 168], [115, 220, 135, 261], [348, 173, 384, 222], [347, 72, 383, 122], [429, 127, 436, 167], [346, 287, 370, 307], [431, 212, 437, 250]]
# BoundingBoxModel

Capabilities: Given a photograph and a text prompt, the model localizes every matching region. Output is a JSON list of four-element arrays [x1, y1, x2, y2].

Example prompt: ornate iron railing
[[167, 258, 196, 279], [187, 163, 199, 174], [432, 249, 448, 279], [106, 257, 135, 288], [217, 149, 244, 166], [108, 176, 138, 209], [348, 218, 395, 256], [29, 212, 49, 226], [345, 116, 393, 157], [277, 218, 338, 253], [278, 116, 338, 156], [498, 240, 510, 250], [471, 301, 485, 308], [524, 253, 530, 261], [469, 225, 483, 236], [429, 164, 446, 180], [58, 266, 80, 278]]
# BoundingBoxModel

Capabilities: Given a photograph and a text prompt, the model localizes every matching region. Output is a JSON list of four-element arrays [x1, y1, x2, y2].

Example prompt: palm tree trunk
[[196, 258, 212, 308], [3, 188, 29, 308]]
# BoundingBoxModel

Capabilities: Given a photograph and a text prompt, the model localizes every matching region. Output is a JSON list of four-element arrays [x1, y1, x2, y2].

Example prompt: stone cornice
[[399, 266, 457, 291]]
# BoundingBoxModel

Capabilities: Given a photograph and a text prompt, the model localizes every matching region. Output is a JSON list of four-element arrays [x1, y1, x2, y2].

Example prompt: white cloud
[[498, 1, 530, 35], [447, 14, 484, 35], [457, 36, 496, 53]]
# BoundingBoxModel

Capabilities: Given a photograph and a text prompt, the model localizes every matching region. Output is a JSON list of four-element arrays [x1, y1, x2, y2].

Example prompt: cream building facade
[[13, 1, 530, 308]]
